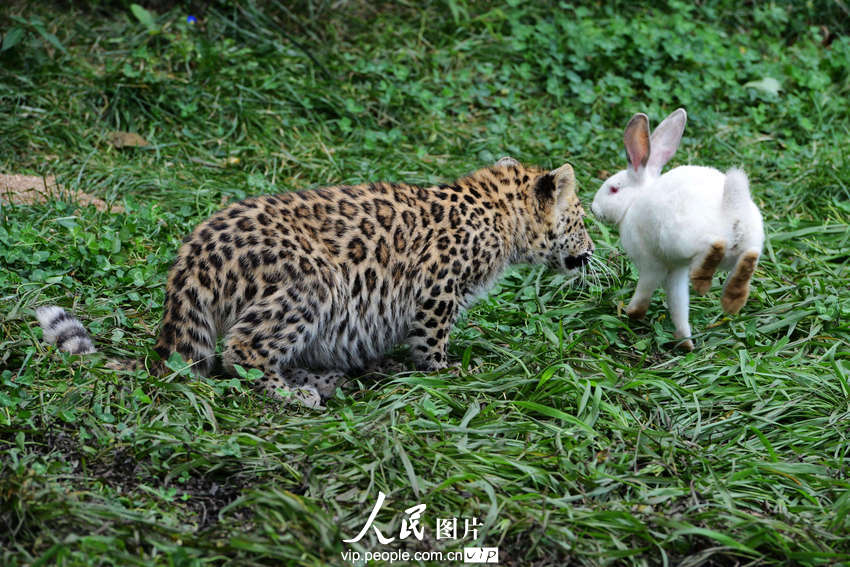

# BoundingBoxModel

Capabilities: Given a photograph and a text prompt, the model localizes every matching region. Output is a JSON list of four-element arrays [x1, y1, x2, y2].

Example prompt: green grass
[[1, 1, 849, 565]]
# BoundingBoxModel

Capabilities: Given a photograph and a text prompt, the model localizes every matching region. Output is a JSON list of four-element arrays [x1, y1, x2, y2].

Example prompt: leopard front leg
[[286, 368, 346, 401], [406, 299, 458, 372]]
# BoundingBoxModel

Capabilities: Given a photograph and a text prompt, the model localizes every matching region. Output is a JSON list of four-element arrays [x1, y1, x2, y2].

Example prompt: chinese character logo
[[343, 491, 427, 544]]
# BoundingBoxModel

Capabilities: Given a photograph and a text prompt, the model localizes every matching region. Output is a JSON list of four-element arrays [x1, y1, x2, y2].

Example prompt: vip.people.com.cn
[[342, 547, 499, 564], [341, 492, 500, 564]]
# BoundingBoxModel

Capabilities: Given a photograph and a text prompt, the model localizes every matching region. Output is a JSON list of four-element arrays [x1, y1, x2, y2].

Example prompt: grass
[[1, 1, 849, 565]]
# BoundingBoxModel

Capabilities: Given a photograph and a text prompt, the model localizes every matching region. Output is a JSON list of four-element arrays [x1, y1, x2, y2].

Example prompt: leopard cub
[[38, 157, 594, 407]]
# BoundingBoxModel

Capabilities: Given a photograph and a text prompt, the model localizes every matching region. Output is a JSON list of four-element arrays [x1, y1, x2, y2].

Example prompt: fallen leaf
[[108, 131, 149, 148], [744, 77, 782, 97]]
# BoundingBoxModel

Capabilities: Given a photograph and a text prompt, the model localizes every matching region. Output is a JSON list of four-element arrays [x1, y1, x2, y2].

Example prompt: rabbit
[[591, 108, 764, 351]]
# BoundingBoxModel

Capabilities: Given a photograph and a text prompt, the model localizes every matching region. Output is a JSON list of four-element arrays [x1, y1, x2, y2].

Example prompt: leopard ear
[[533, 172, 557, 203], [551, 163, 576, 209], [495, 156, 519, 167], [534, 163, 576, 207]]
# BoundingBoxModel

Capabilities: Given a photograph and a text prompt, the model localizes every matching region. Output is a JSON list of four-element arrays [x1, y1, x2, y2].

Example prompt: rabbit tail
[[721, 168, 751, 212]]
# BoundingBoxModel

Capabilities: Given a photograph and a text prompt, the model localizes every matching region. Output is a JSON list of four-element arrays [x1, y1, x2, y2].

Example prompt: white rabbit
[[591, 108, 764, 350]]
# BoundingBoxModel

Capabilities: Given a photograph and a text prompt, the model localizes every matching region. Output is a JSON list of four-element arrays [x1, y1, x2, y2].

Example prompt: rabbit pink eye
[[610, 186, 619, 194]]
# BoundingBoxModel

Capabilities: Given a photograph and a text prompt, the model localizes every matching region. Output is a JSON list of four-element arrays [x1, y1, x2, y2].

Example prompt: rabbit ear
[[647, 108, 687, 175], [624, 113, 651, 172]]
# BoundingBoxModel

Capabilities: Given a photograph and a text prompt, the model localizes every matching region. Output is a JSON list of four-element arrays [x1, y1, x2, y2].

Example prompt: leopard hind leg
[[221, 293, 344, 408], [154, 288, 217, 376]]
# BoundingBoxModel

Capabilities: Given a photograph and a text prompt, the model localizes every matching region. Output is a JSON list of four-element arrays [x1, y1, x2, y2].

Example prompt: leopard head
[[523, 163, 594, 273]]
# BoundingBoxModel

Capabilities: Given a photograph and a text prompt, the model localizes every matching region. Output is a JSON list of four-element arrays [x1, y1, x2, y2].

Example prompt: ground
[[0, 2, 849, 566]]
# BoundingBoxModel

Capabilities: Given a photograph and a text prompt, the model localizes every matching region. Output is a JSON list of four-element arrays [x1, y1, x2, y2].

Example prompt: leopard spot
[[299, 257, 315, 275], [339, 199, 359, 220], [376, 237, 390, 266], [449, 207, 462, 228], [263, 271, 283, 284], [360, 218, 376, 238], [348, 237, 367, 264], [374, 198, 396, 231], [430, 202, 445, 223], [310, 203, 326, 221], [393, 227, 407, 253], [364, 267, 378, 293], [322, 238, 341, 256], [297, 235, 314, 253]]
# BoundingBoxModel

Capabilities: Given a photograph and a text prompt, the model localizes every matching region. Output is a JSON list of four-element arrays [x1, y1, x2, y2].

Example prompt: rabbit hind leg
[[690, 241, 726, 296], [722, 250, 759, 314]]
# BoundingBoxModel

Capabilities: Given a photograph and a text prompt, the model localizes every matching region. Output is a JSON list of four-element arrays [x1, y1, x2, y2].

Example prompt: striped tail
[[36, 306, 97, 355], [36, 306, 165, 374]]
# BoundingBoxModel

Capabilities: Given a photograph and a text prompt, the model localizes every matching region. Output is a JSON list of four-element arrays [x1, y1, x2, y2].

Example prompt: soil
[[0, 422, 251, 542], [0, 173, 125, 213]]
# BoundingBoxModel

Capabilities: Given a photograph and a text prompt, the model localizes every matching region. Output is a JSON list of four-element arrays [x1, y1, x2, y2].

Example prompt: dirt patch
[[80, 444, 251, 529], [0, 173, 125, 213], [0, 424, 251, 533], [177, 474, 253, 529]]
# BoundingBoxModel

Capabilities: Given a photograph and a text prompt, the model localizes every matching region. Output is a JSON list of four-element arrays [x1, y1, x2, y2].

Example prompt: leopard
[[37, 157, 594, 408]]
